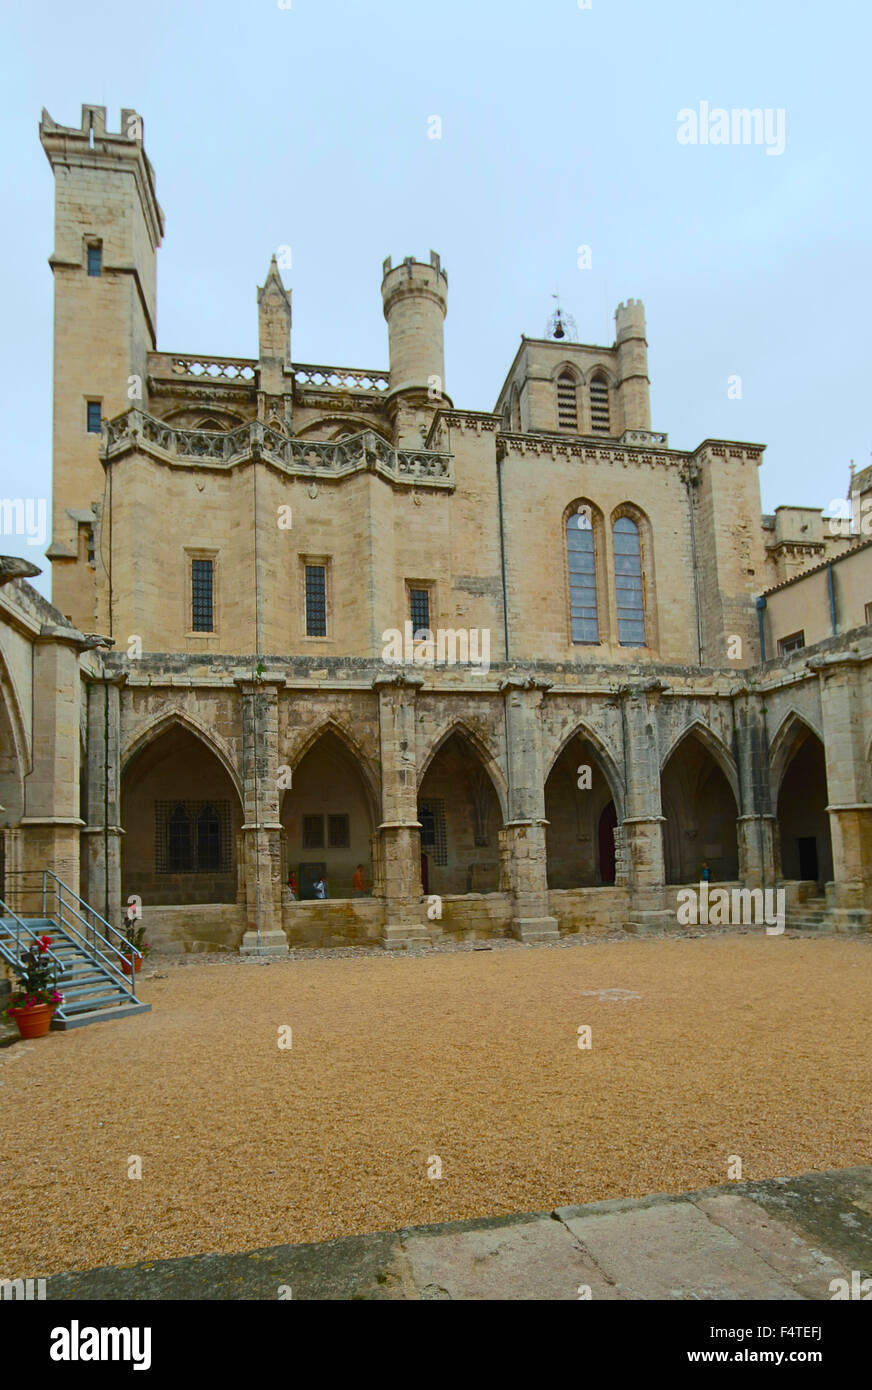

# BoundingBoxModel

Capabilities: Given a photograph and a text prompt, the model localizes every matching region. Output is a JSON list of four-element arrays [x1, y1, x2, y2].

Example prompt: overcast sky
[[2, 0, 869, 598]]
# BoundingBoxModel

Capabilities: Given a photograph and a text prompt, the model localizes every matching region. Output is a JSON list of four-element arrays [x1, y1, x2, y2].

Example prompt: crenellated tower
[[381, 252, 450, 446], [40, 104, 164, 629]]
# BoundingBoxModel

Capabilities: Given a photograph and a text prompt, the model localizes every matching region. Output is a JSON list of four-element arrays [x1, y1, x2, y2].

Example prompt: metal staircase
[[0, 872, 150, 1030]]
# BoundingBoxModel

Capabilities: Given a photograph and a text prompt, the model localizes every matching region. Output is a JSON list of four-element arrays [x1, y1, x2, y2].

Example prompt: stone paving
[[45, 1166, 872, 1301]]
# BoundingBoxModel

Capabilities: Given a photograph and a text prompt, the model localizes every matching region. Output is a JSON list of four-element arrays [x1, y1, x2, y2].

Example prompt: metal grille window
[[418, 799, 447, 866], [155, 800, 231, 873], [556, 374, 578, 431], [87, 244, 102, 276], [305, 565, 327, 636], [191, 558, 214, 632], [590, 374, 610, 433], [409, 587, 430, 636], [567, 511, 599, 644], [328, 814, 350, 849], [778, 631, 805, 655], [613, 516, 646, 646], [303, 814, 324, 849], [86, 401, 102, 433]]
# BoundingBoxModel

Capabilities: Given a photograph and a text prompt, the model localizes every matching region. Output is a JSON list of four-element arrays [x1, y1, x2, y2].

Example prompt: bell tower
[[40, 104, 164, 628]]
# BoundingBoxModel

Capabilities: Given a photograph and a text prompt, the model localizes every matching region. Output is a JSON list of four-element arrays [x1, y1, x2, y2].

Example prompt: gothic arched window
[[589, 373, 610, 434], [613, 516, 646, 646], [566, 508, 599, 644]]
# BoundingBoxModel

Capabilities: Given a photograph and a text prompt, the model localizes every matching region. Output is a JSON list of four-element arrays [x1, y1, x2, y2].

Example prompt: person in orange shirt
[[352, 864, 368, 896]]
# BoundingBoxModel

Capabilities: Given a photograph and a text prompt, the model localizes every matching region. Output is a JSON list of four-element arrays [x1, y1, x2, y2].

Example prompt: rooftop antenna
[[545, 288, 578, 342]]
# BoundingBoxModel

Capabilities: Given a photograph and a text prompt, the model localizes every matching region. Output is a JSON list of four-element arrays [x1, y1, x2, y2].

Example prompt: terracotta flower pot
[[9, 1003, 55, 1038], [120, 956, 142, 975]]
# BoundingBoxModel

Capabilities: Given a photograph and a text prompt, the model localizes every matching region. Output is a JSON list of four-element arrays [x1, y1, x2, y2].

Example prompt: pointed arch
[[294, 417, 391, 445], [284, 717, 380, 813], [121, 707, 243, 805], [0, 643, 28, 822], [417, 718, 507, 821], [768, 707, 824, 803], [660, 719, 740, 805], [544, 720, 625, 820]]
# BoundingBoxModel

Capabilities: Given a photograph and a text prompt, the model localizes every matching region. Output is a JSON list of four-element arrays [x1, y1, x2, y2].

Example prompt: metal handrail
[[0, 894, 68, 990], [50, 903, 138, 1002]]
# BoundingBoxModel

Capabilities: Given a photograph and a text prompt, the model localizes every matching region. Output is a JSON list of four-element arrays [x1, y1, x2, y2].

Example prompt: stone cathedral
[[0, 103, 870, 954]]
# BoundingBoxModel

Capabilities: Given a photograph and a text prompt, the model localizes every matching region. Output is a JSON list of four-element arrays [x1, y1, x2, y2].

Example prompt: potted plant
[[3, 935, 63, 1038], [120, 919, 148, 975]]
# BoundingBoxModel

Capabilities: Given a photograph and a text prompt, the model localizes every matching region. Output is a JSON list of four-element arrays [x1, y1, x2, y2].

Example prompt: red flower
[[37, 935, 52, 954]]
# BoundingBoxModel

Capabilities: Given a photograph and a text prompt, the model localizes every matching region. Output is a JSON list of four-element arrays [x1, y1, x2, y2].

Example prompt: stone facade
[[0, 102, 870, 951]]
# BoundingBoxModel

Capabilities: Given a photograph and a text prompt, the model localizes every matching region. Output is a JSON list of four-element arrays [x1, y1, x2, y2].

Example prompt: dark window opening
[[87, 244, 102, 276], [156, 801, 232, 875], [328, 814, 350, 849], [191, 558, 214, 632], [305, 565, 327, 636], [303, 814, 324, 849], [87, 401, 102, 433], [409, 587, 430, 637]]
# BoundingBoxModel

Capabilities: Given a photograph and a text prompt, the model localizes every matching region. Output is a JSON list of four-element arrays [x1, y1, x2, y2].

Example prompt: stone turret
[[257, 255, 293, 428], [381, 252, 449, 445], [615, 299, 651, 433], [40, 104, 165, 628]]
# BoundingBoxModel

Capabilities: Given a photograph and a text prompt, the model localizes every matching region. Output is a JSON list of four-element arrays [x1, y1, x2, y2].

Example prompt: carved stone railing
[[101, 411, 452, 488], [148, 352, 258, 383], [620, 429, 669, 447], [293, 363, 390, 393]]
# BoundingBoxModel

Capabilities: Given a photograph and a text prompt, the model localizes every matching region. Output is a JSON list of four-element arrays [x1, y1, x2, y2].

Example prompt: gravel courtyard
[[2, 931, 871, 1277]]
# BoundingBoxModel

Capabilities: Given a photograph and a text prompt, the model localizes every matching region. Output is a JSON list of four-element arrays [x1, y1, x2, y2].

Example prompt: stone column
[[237, 678, 288, 956], [809, 653, 872, 928], [374, 674, 430, 948], [620, 680, 673, 931], [500, 677, 559, 942], [18, 627, 86, 916], [732, 684, 776, 887], [82, 670, 125, 925]]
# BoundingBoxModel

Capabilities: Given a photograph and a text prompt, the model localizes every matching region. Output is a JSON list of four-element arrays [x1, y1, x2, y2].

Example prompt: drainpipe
[[684, 468, 703, 665], [826, 561, 837, 635], [755, 595, 767, 664], [496, 445, 510, 662]]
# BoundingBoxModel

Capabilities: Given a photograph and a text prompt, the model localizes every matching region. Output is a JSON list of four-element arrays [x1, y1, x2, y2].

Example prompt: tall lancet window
[[613, 516, 646, 646], [567, 509, 599, 644]]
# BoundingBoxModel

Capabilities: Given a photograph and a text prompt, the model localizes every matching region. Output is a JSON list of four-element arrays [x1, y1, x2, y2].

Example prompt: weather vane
[[545, 288, 578, 342]]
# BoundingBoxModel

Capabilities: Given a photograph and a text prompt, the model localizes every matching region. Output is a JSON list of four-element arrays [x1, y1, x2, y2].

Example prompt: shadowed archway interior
[[545, 736, 619, 887], [661, 733, 739, 883], [281, 730, 377, 899], [776, 728, 833, 885], [417, 732, 503, 895], [121, 724, 243, 906]]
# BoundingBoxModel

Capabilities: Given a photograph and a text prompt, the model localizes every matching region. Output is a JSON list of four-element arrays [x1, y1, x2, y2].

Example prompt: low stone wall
[[548, 887, 630, 933], [142, 903, 247, 953], [283, 897, 385, 948], [435, 893, 514, 940]]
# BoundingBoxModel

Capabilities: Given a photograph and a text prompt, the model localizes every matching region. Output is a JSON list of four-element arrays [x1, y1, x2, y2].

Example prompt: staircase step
[[58, 991, 134, 1015], [52, 1001, 151, 1031]]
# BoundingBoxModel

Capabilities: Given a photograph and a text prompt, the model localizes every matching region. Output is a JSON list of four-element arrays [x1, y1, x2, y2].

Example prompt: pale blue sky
[[2, 0, 869, 598]]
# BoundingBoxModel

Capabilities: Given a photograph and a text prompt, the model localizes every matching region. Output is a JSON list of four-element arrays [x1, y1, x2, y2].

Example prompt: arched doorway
[[121, 723, 243, 905], [417, 732, 503, 895], [661, 730, 739, 883], [545, 734, 621, 887], [281, 729, 376, 899], [776, 727, 833, 886]]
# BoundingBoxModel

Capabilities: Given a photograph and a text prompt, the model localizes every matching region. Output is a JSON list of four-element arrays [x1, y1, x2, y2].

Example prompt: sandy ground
[[2, 932, 871, 1277]]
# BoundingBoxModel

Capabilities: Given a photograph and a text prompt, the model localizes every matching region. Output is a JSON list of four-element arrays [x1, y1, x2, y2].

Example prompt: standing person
[[352, 863, 368, 897], [700, 861, 711, 883], [313, 876, 327, 900], [287, 870, 298, 901]]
